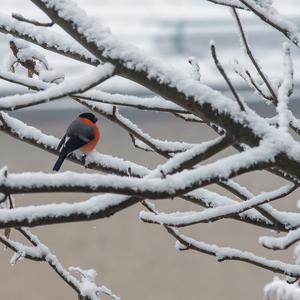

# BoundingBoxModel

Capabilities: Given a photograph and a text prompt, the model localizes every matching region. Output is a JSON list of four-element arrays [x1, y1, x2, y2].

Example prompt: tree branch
[[12, 13, 54, 27], [0, 112, 148, 178], [0, 63, 115, 111], [239, 0, 300, 47], [210, 41, 245, 111], [140, 184, 297, 227]]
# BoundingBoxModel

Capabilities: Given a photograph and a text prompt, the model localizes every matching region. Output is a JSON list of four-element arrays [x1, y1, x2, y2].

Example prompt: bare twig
[[12, 13, 54, 27], [231, 7, 278, 103], [239, 0, 300, 47], [210, 41, 245, 111]]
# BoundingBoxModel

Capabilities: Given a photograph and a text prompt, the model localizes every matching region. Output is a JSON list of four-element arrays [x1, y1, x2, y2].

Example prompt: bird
[[53, 112, 100, 171]]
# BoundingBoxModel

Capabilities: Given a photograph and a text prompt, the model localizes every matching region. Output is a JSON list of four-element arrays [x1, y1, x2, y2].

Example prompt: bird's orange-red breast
[[79, 117, 100, 153]]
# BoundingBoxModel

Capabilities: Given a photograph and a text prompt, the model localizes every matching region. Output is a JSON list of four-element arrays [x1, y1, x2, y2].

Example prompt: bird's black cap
[[79, 112, 98, 123]]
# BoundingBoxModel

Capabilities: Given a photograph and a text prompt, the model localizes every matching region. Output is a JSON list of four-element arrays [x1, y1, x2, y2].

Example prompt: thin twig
[[210, 42, 245, 111], [239, 0, 300, 48], [12, 13, 54, 27], [232, 7, 278, 103]]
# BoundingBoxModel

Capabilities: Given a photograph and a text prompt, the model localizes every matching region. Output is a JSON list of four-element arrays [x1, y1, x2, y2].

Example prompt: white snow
[[0, 112, 149, 178], [140, 185, 293, 226], [0, 63, 115, 110]]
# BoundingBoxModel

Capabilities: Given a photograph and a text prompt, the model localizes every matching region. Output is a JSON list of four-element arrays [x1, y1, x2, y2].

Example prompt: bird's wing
[[56, 134, 66, 152], [60, 135, 88, 156], [66, 119, 95, 142]]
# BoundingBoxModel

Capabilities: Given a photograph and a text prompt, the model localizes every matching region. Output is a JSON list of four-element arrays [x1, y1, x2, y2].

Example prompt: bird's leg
[[81, 154, 87, 167]]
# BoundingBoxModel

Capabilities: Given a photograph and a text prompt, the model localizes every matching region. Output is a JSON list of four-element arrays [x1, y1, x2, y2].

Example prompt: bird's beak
[[94, 117, 98, 123]]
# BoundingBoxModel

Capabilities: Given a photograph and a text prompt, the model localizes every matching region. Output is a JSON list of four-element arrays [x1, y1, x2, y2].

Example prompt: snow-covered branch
[[76, 98, 196, 156], [10, 228, 118, 300], [264, 277, 300, 300], [205, 0, 247, 10], [276, 43, 294, 131], [239, 0, 300, 47], [11, 13, 54, 27], [0, 12, 99, 65], [0, 112, 148, 178], [27, 0, 300, 182], [0, 71, 197, 156], [0, 145, 275, 199], [141, 198, 300, 280], [172, 231, 300, 279], [79, 90, 187, 114], [259, 226, 300, 250], [0, 0, 300, 298], [0, 144, 281, 230], [0, 63, 115, 110], [140, 184, 296, 227]]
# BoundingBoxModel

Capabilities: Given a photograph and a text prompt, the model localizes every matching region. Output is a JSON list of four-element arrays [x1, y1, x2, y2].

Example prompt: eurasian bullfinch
[[53, 112, 100, 171]]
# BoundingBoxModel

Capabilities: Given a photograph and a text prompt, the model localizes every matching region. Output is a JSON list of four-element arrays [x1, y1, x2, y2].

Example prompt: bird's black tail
[[53, 153, 67, 171]]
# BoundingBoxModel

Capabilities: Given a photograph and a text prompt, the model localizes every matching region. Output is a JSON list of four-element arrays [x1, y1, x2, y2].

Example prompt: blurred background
[[0, 1, 300, 299]]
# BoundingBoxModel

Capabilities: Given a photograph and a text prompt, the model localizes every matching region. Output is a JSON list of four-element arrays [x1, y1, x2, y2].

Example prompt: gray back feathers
[[66, 119, 94, 142]]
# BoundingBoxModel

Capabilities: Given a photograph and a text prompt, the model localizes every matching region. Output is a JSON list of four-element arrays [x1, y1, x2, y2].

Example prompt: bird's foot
[[82, 154, 87, 167]]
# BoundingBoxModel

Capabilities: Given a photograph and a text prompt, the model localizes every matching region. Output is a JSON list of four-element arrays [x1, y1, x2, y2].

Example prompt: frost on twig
[[12, 13, 54, 27], [69, 267, 120, 300], [188, 56, 201, 81], [276, 43, 293, 131]]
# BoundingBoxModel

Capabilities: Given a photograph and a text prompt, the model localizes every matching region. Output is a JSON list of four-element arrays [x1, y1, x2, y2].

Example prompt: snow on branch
[[76, 98, 197, 156], [181, 189, 289, 231], [114, 110, 196, 155], [11, 228, 119, 300], [12, 13, 54, 27], [0, 112, 149, 177], [0, 193, 140, 228], [0, 145, 276, 199], [0, 71, 197, 156], [276, 43, 294, 131], [264, 277, 300, 300], [79, 90, 187, 113], [151, 135, 232, 176], [0, 234, 43, 262], [28, 0, 300, 183], [140, 184, 296, 227], [0, 70, 189, 115], [0, 63, 115, 110], [239, 0, 300, 47], [218, 179, 291, 230], [140, 201, 300, 282], [0, 70, 50, 90], [171, 231, 300, 279], [205, 0, 248, 10], [0, 142, 279, 229], [172, 112, 203, 123], [231, 59, 273, 102], [0, 182, 273, 231], [141, 200, 300, 283], [0, 12, 98, 65], [259, 226, 300, 250], [1, 1, 300, 298]]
